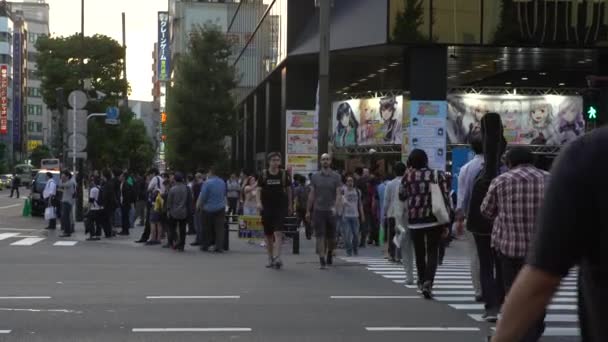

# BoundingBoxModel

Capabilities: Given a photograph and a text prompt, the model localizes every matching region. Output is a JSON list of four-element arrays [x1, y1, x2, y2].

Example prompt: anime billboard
[[331, 95, 403, 147], [447, 94, 584, 146]]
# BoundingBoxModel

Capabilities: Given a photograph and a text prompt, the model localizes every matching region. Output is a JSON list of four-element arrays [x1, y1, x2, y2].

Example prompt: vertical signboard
[[409, 101, 448, 171], [12, 32, 22, 149], [0, 65, 8, 135], [286, 110, 318, 175], [157, 12, 171, 82]]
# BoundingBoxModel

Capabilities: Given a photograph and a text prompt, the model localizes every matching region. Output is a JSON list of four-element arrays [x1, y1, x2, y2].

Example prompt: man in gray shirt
[[166, 172, 192, 252], [59, 170, 76, 238], [307, 153, 342, 269]]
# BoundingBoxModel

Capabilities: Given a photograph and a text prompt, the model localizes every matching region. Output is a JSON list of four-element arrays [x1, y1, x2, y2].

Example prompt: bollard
[[22, 198, 31, 217]]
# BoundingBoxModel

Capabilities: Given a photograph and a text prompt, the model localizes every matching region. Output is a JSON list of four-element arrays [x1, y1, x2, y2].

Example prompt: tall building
[[9, 1, 50, 156], [12, 14, 26, 162], [0, 3, 14, 163]]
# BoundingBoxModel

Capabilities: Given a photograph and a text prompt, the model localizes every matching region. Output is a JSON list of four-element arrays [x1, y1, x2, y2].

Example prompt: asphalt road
[[0, 191, 580, 342]]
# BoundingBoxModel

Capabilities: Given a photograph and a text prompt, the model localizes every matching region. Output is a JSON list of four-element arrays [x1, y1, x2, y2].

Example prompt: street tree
[[29, 145, 52, 168], [392, 0, 431, 43], [36, 34, 153, 171], [166, 25, 237, 172]]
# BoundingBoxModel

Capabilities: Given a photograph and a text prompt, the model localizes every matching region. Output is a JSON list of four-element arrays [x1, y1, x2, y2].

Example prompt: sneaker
[[274, 257, 283, 269], [353, 249, 358, 256], [319, 257, 327, 270], [475, 294, 483, 302], [326, 253, 333, 265], [266, 257, 275, 268], [482, 310, 498, 323], [421, 281, 433, 299]]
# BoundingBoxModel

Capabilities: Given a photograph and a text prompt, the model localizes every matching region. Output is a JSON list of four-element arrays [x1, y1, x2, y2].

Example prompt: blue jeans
[[61, 202, 73, 234], [341, 216, 360, 255]]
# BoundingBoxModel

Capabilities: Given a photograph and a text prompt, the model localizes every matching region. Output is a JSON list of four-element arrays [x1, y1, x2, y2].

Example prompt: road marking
[[365, 327, 480, 332], [10, 238, 45, 246], [0, 330, 11, 334], [330, 296, 419, 299], [53, 241, 78, 246], [0, 228, 37, 231], [469, 313, 577, 323], [0, 297, 51, 299], [385, 275, 469, 279], [430, 290, 475, 295], [0, 204, 21, 210], [0, 233, 20, 240], [490, 327, 580, 336], [132, 328, 252, 333], [145, 296, 240, 299], [393, 279, 471, 284], [0, 308, 82, 314], [451, 304, 576, 310], [407, 284, 473, 289]]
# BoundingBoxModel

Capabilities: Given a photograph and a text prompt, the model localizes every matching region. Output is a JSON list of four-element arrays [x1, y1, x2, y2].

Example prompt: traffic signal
[[583, 88, 604, 128], [587, 106, 598, 121]]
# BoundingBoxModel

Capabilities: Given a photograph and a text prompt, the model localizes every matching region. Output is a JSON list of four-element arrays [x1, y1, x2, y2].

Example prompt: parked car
[[30, 170, 61, 217], [0, 174, 11, 190]]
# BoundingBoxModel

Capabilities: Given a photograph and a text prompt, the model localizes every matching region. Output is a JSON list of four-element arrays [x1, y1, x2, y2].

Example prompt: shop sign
[[332, 95, 404, 147], [13, 32, 22, 147], [157, 12, 171, 82], [286, 110, 318, 174], [447, 94, 584, 146], [0, 65, 8, 135], [27, 139, 43, 152]]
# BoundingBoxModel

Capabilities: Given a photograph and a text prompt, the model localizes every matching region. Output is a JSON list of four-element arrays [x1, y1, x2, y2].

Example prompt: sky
[[47, 0, 168, 101]]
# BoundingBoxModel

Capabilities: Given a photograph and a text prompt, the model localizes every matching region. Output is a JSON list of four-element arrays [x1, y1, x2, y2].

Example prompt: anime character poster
[[331, 95, 404, 147], [447, 94, 584, 146]]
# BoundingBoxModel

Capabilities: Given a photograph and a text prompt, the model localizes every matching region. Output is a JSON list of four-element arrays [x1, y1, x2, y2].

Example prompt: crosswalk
[[0, 233, 78, 247], [342, 256, 580, 338]]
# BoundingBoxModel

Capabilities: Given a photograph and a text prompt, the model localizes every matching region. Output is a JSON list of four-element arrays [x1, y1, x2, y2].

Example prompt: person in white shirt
[[455, 136, 484, 301], [86, 177, 104, 241], [383, 162, 413, 285], [43, 172, 58, 230]]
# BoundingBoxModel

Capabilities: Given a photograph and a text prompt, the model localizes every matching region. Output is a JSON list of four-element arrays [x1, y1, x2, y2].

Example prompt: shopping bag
[[44, 206, 56, 221], [431, 170, 451, 225]]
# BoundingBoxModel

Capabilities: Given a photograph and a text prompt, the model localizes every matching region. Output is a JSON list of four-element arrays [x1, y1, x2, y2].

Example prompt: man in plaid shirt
[[481, 147, 550, 342]]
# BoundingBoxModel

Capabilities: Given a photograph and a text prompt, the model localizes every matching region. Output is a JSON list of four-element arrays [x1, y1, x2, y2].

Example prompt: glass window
[[28, 121, 34, 132], [28, 69, 40, 80], [27, 52, 38, 63], [35, 122, 43, 132], [27, 87, 42, 98]]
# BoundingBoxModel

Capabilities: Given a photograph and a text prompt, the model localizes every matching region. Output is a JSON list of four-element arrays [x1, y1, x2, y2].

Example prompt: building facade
[[0, 4, 14, 164], [9, 1, 50, 156], [228, 0, 607, 174]]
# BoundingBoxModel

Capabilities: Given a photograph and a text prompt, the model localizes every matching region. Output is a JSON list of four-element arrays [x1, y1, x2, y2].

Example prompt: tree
[[392, 0, 433, 43], [36, 34, 128, 159], [29, 145, 52, 168], [166, 25, 237, 172]]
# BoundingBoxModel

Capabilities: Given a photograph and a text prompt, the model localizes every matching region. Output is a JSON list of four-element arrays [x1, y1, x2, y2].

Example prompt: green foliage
[[35, 34, 152, 172], [87, 106, 155, 174], [29, 145, 53, 168], [35, 34, 128, 110], [166, 25, 237, 172], [392, 0, 433, 43]]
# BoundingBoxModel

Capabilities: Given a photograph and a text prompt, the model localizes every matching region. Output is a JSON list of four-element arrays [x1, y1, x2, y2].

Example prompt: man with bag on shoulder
[[401, 149, 451, 299], [43, 172, 58, 230]]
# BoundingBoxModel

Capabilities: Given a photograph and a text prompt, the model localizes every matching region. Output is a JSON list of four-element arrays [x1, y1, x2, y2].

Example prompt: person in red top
[[481, 147, 550, 342]]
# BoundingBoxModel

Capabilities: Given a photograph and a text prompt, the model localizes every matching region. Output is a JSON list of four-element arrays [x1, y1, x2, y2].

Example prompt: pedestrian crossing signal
[[587, 106, 597, 120]]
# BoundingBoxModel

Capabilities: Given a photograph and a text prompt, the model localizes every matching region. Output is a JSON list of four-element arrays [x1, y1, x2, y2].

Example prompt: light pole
[[317, 0, 332, 168]]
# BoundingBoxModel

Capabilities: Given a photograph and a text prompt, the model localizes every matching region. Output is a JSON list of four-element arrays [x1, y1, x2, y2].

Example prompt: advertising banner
[[409, 101, 448, 171], [286, 110, 317, 175], [237, 215, 264, 240], [447, 94, 584, 146], [12, 32, 22, 148], [0, 65, 8, 135], [401, 99, 410, 163], [157, 12, 171, 82], [332, 95, 404, 147]]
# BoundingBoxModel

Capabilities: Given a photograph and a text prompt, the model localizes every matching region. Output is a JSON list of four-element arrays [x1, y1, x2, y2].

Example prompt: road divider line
[[0, 297, 51, 299], [145, 296, 240, 299], [365, 327, 480, 332], [0, 330, 11, 334], [0, 204, 21, 210], [330, 296, 419, 299], [132, 328, 252, 333]]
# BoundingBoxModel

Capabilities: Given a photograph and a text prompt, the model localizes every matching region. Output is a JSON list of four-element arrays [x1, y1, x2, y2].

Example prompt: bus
[[40, 158, 61, 171], [14, 164, 33, 187]]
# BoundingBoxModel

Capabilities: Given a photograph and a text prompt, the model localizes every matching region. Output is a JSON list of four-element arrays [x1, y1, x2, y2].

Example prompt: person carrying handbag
[[401, 149, 452, 299]]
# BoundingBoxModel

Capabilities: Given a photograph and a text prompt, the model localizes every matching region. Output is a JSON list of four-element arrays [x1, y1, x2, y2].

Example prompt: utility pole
[[122, 12, 128, 104], [75, 0, 85, 222], [317, 0, 331, 168]]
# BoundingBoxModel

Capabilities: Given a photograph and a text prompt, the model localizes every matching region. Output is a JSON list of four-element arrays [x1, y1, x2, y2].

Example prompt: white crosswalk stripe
[[341, 256, 580, 338], [0, 233, 79, 247]]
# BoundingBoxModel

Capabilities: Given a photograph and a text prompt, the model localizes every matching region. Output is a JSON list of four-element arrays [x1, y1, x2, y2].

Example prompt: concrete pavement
[[0, 203, 579, 341]]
